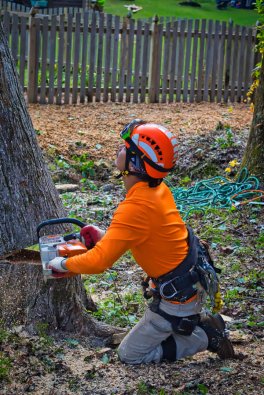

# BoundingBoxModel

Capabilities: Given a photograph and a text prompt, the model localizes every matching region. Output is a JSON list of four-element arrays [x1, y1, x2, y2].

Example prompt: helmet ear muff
[[127, 149, 147, 174], [127, 138, 174, 174]]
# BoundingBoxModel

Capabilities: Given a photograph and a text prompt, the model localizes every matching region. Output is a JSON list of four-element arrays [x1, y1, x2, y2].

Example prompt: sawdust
[[2, 249, 41, 264], [29, 102, 253, 163]]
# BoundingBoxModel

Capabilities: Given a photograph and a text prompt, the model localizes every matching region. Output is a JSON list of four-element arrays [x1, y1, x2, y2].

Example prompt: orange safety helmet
[[120, 119, 178, 179]]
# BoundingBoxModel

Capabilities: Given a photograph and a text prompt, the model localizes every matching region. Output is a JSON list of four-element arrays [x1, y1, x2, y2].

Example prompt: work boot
[[198, 312, 235, 359]]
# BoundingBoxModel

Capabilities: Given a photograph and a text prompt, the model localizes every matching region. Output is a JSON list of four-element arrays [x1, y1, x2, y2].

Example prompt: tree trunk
[[0, 22, 122, 343], [241, 57, 264, 185], [0, 250, 121, 345], [0, 21, 66, 256]]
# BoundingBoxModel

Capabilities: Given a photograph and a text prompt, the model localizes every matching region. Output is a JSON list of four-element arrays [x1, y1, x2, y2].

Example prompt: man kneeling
[[48, 120, 235, 364]]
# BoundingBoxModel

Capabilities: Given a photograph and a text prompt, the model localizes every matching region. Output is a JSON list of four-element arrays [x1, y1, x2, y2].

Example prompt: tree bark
[[0, 21, 66, 256], [0, 251, 121, 345], [241, 57, 264, 185], [0, 22, 122, 343]]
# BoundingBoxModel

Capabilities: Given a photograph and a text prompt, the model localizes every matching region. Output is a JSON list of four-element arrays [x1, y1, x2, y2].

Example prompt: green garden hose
[[170, 168, 263, 219]]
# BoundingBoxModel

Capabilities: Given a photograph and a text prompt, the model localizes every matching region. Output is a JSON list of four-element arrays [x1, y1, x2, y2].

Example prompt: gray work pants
[[118, 299, 208, 364]]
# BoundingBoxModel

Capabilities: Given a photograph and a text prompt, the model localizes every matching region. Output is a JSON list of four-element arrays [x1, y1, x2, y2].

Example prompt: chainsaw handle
[[37, 217, 86, 239]]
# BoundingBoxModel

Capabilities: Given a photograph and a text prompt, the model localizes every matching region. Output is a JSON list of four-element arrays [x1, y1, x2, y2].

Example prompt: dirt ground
[[29, 102, 253, 163], [1, 102, 263, 395]]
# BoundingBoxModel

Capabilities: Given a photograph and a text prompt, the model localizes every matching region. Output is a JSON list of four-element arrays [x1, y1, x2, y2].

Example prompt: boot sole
[[217, 336, 235, 359], [199, 313, 235, 359]]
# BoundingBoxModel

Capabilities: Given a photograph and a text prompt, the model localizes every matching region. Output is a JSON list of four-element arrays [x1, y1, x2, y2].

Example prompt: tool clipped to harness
[[195, 239, 220, 307], [37, 217, 87, 280]]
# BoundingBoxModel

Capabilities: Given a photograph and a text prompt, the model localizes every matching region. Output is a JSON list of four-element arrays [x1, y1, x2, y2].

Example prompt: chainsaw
[[37, 218, 87, 279]]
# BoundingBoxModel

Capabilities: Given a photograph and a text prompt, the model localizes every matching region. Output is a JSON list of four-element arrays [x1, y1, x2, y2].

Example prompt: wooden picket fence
[[0, 8, 258, 104]]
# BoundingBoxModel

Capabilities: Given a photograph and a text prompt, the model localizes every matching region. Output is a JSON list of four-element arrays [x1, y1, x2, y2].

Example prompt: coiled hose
[[171, 168, 264, 220]]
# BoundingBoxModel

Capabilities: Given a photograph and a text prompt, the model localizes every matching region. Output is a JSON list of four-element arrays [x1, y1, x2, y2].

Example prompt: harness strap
[[149, 297, 200, 336], [150, 226, 199, 302], [154, 226, 197, 283]]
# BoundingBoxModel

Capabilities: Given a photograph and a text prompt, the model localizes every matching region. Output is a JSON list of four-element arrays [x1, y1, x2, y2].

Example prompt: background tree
[[0, 21, 119, 343], [241, 0, 264, 184]]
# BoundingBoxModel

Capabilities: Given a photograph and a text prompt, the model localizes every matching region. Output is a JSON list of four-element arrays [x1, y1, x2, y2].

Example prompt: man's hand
[[80, 225, 105, 249], [48, 257, 68, 273]]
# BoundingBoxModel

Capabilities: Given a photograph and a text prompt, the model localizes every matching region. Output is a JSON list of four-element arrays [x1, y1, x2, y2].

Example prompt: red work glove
[[80, 225, 105, 249]]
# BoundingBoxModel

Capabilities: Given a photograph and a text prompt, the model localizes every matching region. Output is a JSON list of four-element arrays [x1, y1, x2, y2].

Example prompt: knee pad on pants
[[161, 335, 177, 362]]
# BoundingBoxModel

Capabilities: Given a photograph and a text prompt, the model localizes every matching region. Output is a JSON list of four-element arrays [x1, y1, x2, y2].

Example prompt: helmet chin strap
[[115, 148, 149, 180], [115, 170, 129, 179]]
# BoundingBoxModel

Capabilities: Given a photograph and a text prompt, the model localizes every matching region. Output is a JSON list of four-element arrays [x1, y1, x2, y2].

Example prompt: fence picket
[[149, 17, 161, 103], [64, 13, 73, 104], [189, 19, 199, 103], [237, 26, 247, 102], [72, 13, 81, 104], [210, 21, 220, 102], [223, 21, 233, 103], [95, 12, 104, 102], [133, 19, 142, 103], [183, 19, 193, 102], [230, 25, 239, 102], [203, 19, 213, 101], [156, 22, 163, 102], [126, 18, 135, 103], [197, 19, 206, 102], [56, 15, 65, 104], [118, 17, 128, 102], [19, 16, 27, 89], [28, 16, 38, 103], [35, 18, 41, 102], [88, 11, 96, 102], [216, 21, 226, 103], [169, 21, 178, 103], [103, 14, 112, 102], [140, 22, 150, 103], [89, 14, 96, 88], [39, 17, 49, 104], [80, 11, 89, 103], [48, 15, 57, 104], [161, 22, 171, 103], [111, 15, 120, 102], [176, 19, 186, 102]]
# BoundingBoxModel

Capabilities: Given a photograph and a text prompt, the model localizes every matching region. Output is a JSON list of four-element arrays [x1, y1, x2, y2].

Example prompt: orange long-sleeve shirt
[[66, 181, 188, 277]]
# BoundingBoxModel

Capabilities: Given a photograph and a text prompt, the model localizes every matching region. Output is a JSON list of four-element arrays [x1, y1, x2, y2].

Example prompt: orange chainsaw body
[[57, 240, 87, 258], [39, 236, 87, 279], [50, 240, 87, 279]]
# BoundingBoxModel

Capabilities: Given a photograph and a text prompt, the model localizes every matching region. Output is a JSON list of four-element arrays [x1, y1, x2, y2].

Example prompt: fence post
[[27, 13, 38, 103], [149, 15, 160, 103]]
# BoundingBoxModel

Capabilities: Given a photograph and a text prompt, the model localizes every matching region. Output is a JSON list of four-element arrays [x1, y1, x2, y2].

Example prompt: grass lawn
[[104, 0, 258, 26]]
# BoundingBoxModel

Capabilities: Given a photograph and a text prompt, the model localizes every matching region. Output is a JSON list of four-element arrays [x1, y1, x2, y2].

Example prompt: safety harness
[[142, 227, 222, 336]]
